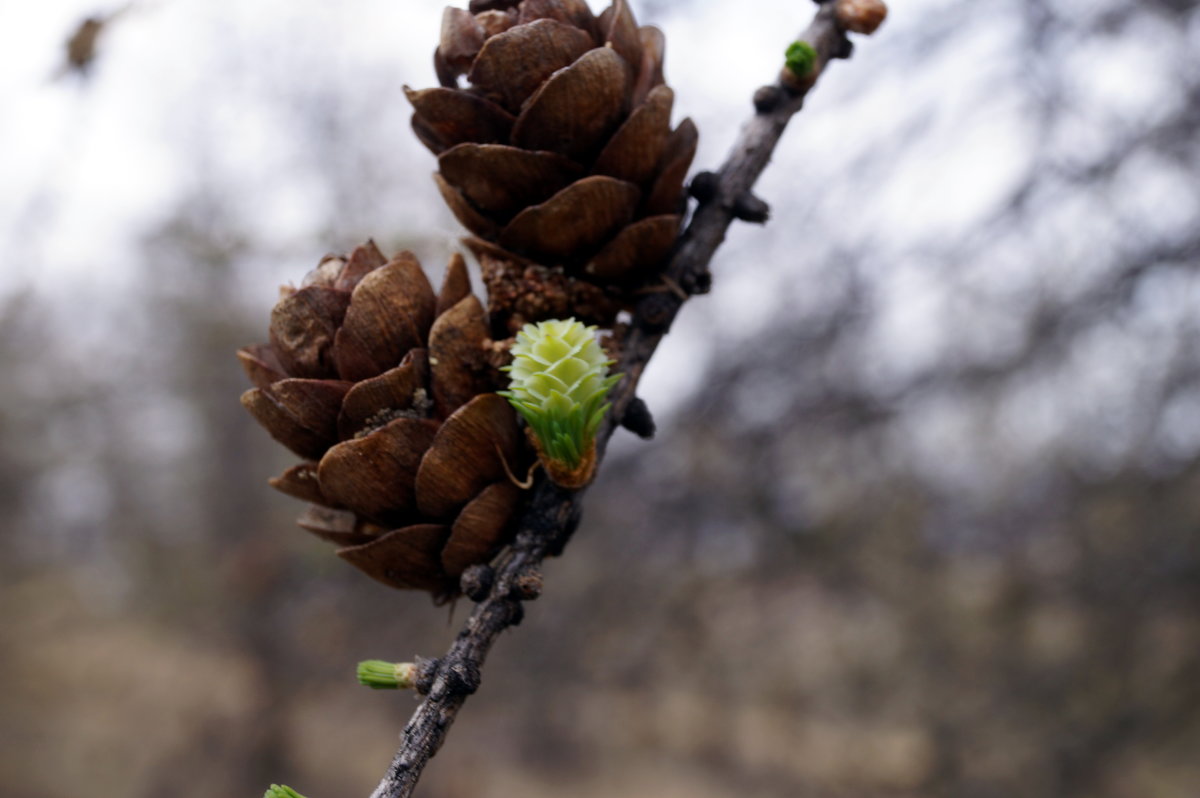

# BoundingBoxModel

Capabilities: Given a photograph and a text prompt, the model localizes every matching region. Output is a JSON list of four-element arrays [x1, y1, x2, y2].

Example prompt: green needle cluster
[[785, 40, 818, 77], [500, 319, 621, 470], [263, 785, 306, 798], [356, 659, 415, 690]]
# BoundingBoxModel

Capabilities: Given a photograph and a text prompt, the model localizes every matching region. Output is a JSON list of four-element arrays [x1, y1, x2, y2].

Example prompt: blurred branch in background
[[1, 0, 1199, 796]]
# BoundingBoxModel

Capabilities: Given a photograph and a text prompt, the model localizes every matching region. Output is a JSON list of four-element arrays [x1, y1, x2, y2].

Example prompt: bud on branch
[[357, 660, 419, 690]]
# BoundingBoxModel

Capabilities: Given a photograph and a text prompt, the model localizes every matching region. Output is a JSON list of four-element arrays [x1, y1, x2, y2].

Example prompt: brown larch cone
[[238, 241, 530, 600], [407, 0, 698, 332]]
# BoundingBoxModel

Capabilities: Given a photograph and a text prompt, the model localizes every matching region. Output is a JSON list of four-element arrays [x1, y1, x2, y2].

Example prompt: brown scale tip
[[835, 0, 888, 35]]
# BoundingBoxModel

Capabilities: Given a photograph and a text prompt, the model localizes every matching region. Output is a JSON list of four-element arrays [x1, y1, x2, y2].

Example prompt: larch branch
[[370, 5, 858, 796]]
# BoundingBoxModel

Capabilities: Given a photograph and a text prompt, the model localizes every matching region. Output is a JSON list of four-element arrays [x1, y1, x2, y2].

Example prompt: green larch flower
[[500, 319, 621, 486]]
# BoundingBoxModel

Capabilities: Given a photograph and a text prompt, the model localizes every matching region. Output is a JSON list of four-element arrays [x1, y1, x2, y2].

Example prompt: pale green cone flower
[[499, 318, 621, 472]]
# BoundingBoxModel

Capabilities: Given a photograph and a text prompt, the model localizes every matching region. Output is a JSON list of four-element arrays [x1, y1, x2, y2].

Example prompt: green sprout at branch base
[[357, 659, 418, 690], [784, 40, 818, 78], [500, 318, 621, 489], [264, 785, 307, 798]]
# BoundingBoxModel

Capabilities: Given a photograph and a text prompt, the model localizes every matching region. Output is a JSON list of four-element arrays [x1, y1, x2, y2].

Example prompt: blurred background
[[2, 0, 1199, 796]]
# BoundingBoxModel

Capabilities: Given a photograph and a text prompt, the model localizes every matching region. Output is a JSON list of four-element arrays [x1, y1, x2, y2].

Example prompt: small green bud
[[784, 40, 818, 77], [357, 659, 418, 690], [263, 785, 307, 798], [499, 319, 620, 486]]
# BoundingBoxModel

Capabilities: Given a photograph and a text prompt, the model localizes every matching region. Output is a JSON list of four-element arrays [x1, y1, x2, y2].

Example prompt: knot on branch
[[733, 192, 771, 224], [415, 657, 441, 696], [460, 564, 494, 602], [753, 85, 784, 113], [443, 660, 482, 697], [683, 268, 713, 295], [688, 171, 720, 204], [621, 396, 656, 439], [637, 292, 682, 333]]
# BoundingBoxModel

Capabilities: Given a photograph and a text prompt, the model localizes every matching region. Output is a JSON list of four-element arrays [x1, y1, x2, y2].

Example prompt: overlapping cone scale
[[238, 242, 529, 600], [409, 0, 697, 330]]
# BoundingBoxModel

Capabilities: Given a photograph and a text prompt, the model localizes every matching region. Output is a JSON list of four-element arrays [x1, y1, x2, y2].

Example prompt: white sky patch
[[1128, 265, 1200, 337], [1109, 149, 1200, 243], [861, 256, 950, 389], [860, 42, 1034, 247], [1061, 14, 1180, 129]]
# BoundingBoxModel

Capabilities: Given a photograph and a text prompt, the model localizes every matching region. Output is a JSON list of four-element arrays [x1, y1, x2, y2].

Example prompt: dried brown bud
[[835, 0, 888, 35], [64, 17, 104, 73]]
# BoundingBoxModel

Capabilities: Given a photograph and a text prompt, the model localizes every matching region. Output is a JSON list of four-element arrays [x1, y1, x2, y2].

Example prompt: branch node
[[460, 564, 494, 602], [733, 192, 771, 224], [680, 267, 713, 296], [443, 660, 482, 696], [621, 396, 656, 439], [414, 657, 441, 696], [688, 171, 720, 204], [753, 84, 784, 113], [637, 292, 681, 334]]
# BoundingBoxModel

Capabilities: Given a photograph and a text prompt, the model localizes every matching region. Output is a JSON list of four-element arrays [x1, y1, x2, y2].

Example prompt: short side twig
[[371, 6, 854, 796]]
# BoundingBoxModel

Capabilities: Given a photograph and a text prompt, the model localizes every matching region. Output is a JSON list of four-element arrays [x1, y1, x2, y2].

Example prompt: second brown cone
[[408, 0, 697, 331], [238, 242, 529, 600]]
